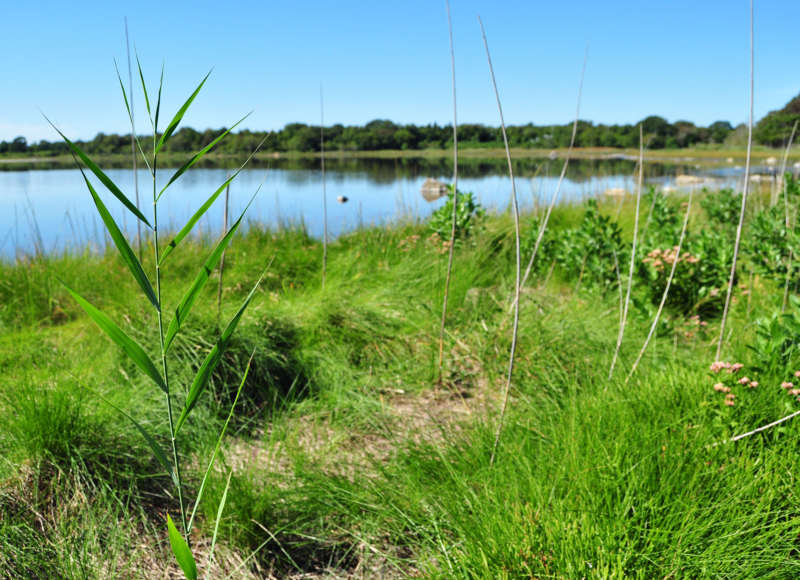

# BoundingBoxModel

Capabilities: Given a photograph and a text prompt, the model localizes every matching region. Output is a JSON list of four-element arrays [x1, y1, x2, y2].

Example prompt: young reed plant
[[45, 61, 264, 578]]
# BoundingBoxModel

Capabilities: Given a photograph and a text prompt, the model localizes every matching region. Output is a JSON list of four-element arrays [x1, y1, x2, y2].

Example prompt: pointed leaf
[[115, 60, 152, 173], [155, 63, 164, 132], [79, 168, 159, 310], [188, 352, 253, 532], [158, 112, 251, 198], [164, 206, 250, 352], [167, 514, 197, 580], [155, 70, 211, 154], [44, 116, 151, 227], [175, 273, 264, 434], [160, 158, 263, 264], [107, 401, 176, 486], [135, 53, 152, 121], [208, 471, 233, 566], [62, 282, 166, 393]]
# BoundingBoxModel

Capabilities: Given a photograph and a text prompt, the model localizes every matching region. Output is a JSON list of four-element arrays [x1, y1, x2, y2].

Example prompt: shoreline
[[1, 146, 797, 170]]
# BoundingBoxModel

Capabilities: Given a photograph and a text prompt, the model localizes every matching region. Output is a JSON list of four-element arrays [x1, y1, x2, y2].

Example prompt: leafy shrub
[[557, 199, 624, 291], [700, 187, 740, 228], [428, 186, 485, 241]]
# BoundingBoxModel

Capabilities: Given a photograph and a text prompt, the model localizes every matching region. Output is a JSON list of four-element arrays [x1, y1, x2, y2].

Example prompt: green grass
[[2, 197, 800, 577]]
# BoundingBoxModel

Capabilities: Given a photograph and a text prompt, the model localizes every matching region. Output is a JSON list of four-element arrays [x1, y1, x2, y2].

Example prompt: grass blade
[[155, 63, 164, 132], [188, 353, 253, 532], [158, 112, 251, 198], [175, 271, 265, 434], [78, 168, 159, 310], [44, 116, 152, 227], [155, 70, 211, 155], [116, 60, 152, 175], [160, 170, 263, 264], [105, 399, 176, 486], [135, 53, 152, 124], [164, 202, 253, 352], [208, 470, 233, 566], [167, 514, 197, 580], [62, 282, 166, 393]]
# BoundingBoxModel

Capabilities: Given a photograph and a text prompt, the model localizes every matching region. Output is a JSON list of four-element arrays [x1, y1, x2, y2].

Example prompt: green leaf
[[62, 282, 166, 393], [115, 60, 152, 173], [155, 63, 165, 133], [43, 116, 152, 227], [155, 70, 211, 155], [106, 401, 176, 486], [164, 204, 252, 352], [175, 272, 265, 434], [78, 168, 159, 310], [188, 352, 253, 532], [209, 470, 233, 566], [158, 112, 251, 199], [160, 156, 264, 264], [167, 514, 197, 580], [135, 53, 152, 122]]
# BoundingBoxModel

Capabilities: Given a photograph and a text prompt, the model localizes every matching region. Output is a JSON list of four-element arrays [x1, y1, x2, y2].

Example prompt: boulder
[[420, 178, 449, 202]]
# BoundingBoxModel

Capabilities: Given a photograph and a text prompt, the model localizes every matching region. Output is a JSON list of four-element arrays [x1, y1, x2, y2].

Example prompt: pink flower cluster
[[643, 246, 699, 272], [709, 361, 756, 407], [710, 361, 744, 374], [711, 362, 800, 408]]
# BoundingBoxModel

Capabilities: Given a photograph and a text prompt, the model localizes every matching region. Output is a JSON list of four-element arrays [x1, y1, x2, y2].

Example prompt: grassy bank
[[3, 144, 799, 172], [2, 188, 800, 578]]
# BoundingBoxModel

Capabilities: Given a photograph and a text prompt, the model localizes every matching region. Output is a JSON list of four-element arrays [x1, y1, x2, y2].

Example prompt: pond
[[0, 156, 771, 258]]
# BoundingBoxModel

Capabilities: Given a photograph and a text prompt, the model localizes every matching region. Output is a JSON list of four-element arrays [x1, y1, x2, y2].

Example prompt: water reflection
[[0, 157, 772, 258]]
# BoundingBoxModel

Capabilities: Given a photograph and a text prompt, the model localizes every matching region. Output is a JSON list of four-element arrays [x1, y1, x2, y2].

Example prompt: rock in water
[[420, 178, 449, 202]]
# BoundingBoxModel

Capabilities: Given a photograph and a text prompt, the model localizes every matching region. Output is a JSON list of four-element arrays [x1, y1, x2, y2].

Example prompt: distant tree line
[[1, 111, 797, 156]]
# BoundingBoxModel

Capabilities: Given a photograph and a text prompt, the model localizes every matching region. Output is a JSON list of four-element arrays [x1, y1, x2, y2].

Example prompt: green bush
[[428, 186, 485, 241]]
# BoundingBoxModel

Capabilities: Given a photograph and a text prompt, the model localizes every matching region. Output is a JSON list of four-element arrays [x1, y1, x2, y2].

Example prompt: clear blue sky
[[2, 0, 799, 142]]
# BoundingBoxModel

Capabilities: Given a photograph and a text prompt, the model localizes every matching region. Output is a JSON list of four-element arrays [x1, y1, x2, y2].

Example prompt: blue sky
[[2, 0, 799, 142]]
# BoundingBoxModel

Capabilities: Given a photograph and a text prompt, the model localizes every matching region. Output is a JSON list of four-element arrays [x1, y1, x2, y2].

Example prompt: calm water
[[0, 157, 759, 258]]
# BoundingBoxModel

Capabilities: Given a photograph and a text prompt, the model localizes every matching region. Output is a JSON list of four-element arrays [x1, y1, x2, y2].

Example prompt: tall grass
[[44, 63, 263, 577]]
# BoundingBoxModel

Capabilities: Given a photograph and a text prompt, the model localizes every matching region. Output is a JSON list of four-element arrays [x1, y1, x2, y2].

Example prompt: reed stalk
[[626, 188, 693, 383], [479, 16, 521, 466], [716, 0, 754, 361], [518, 47, 588, 295], [609, 125, 644, 379], [124, 18, 142, 262], [780, 120, 798, 312], [320, 84, 328, 290], [437, 0, 459, 383], [49, 64, 262, 578]]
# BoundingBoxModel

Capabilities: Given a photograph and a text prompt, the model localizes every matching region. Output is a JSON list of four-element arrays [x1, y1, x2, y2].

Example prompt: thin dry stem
[[716, 0, 754, 361], [780, 120, 798, 312], [320, 84, 328, 290], [626, 187, 693, 383], [124, 17, 142, 262], [518, 46, 588, 294], [609, 125, 644, 379], [479, 16, 521, 466], [437, 0, 459, 383]]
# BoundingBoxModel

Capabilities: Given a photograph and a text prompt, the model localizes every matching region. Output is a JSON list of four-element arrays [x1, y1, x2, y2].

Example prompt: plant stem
[[152, 148, 187, 543], [716, 0, 754, 361], [609, 125, 644, 379], [320, 84, 328, 290], [519, 45, 588, 295], [626, 187, 693, 383], [437, 0, 458, 383], [480, 16, 521, 467]]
